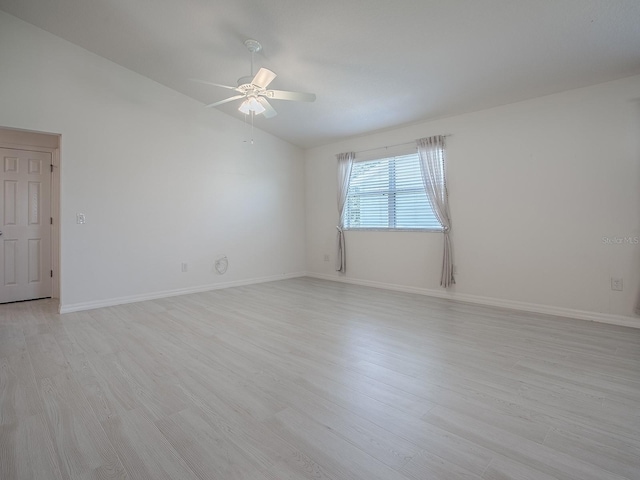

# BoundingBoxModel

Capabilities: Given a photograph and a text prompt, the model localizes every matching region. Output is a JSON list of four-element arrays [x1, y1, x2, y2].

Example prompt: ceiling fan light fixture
[[239, 96, 266, 115], [238, 99, 251, 115], [249, 96, 265, 114]]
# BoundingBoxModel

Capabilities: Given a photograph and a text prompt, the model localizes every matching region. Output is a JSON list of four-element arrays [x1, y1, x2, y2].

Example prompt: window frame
[[341, 150, 444, 233]]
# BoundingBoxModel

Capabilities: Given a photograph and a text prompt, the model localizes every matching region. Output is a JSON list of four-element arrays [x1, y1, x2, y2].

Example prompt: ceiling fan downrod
[[244, 39, 262, 78]]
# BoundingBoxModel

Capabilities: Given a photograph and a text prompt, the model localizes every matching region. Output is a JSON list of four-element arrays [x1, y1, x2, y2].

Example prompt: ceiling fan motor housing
[[237, 76, 255, 88]]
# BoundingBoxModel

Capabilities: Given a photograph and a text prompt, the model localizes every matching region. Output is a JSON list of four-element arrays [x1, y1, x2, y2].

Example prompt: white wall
[[2, 10, 639, 325], [306, 75, 640, 325], [0, 11, 306, 311]]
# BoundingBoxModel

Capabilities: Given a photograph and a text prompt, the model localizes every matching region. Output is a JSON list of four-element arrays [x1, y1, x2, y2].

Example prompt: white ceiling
[[2, 0, 640, 148]]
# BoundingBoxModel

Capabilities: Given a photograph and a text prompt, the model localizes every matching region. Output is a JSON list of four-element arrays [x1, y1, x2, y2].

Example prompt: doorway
[[0, 128, 60, 304]]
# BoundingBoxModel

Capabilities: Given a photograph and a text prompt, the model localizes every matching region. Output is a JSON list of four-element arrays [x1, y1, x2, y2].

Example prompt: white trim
[[305, 273, 640, 329], [51, 147, 60, 301], [59, 272, 306, 314], [0, 142, 57, 153]]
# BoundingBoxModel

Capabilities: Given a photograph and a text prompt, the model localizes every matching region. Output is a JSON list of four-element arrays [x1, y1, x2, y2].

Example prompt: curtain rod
[[353, 134, 452, 156]]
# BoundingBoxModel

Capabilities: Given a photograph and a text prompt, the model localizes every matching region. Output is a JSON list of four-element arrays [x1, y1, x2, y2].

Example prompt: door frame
[[0, 140, 60, 302]]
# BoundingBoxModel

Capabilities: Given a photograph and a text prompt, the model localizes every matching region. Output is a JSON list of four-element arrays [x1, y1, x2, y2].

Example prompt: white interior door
[[0, 148, 51, 303]]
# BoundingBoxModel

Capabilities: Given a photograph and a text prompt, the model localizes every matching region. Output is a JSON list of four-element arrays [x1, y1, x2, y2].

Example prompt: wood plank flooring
[[1, 277, 639, 480]]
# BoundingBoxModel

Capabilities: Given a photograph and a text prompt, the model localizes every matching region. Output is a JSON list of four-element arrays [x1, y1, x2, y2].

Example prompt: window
[[343, 152, 442, 231]]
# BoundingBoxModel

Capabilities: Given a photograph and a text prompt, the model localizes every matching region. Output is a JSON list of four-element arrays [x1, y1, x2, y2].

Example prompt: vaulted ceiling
[[2, 0, 640, 148]]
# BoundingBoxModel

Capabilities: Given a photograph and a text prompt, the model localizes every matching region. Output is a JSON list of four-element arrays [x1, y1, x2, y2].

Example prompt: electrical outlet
[[324, 254, 330, 262], [76, 213, 86, 224], [611, 277, 623, 291], [181, 262, 188, 273]]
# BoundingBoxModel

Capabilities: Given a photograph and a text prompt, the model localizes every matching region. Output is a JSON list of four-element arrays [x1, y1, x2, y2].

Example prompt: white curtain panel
[[417, 136, 455, 287], [336, 152, 355, 272]]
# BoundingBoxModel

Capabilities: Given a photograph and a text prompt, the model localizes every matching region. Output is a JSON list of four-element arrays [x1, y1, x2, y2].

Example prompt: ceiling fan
[[196, 39, 316, 118]]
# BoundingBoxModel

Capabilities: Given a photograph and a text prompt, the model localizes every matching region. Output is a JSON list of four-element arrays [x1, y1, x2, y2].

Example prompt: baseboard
[[305, 272, 640, 329], [58, 272, 306, 314], [58, 270, 640, 329]]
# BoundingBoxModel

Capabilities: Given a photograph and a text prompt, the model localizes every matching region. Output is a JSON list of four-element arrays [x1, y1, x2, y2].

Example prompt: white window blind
[[343, 152, 443, 231]]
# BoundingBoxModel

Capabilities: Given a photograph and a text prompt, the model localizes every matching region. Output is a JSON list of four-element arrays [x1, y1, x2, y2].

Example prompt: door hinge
[[50, 270, 53, 278], [50, 164, 53, 173], [50, 217, 53, 225]]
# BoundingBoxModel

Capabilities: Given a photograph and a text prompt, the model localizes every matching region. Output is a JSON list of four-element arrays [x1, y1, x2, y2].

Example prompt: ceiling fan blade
[[252, 68, 277, 88], [257, 97, 277, 118], [204, 94, 246, 108], [190, 78, 240, 91], [266, 90, 316, 102]]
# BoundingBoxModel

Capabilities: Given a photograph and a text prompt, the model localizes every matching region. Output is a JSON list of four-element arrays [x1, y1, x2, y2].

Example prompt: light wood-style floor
[[1, 277, 639, 480]]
